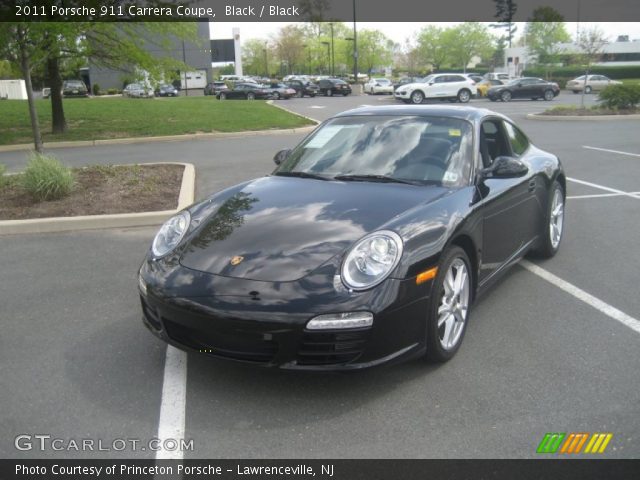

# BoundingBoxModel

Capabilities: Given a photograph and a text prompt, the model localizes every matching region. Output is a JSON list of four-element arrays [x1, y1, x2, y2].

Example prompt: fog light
[[138, 273, 147, 296], [306, 312, 373, 330]]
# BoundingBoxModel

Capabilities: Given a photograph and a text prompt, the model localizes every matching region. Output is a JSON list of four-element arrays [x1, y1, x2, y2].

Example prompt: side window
[[480, 120, 512, 167], [503, 122, 530, 156], [433, 76, 446, 83], [450, 75, 465, 82]]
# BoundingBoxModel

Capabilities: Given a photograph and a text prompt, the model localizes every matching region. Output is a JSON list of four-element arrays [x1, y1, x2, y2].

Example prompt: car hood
[[179, 176, 448, 282]]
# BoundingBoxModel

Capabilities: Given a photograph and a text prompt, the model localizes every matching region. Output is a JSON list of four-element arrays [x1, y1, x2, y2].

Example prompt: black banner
[[4, 459, 640, 480], [1, 0, 639, 22]]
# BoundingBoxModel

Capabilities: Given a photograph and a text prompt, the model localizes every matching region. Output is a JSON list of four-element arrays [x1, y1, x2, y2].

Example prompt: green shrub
[[106, 88, 118, 95], [21, 153, 75, 201], [0, 163, 6, 187], [598, 84, 640, 110], [92, 83, 100, 96], [524, 65, 640, 80]]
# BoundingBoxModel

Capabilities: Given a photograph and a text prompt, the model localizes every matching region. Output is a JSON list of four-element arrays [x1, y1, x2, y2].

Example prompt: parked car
[[204, 81, 229, 96], [155, 84, 179, 97], [394, 73, 477, 104], [364, 78, 394, 95], [42, 87, 51, 99], [317, 78, 352, 96], [217, 82, 272, 100], [62, 80, 89, 98], [267, 82, 297, 100], [465, 74, 484, 84], [139, 105, 565, 369], [284, 80, 319, 98], [566, 75, 622, 94], [123, 83, 154, 98], [484, 72, 511, 82], [476, 79, 504, 97], [487, 77, 560, 102]]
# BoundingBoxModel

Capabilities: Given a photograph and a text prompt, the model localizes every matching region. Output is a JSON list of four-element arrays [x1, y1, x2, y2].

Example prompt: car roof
[[333, 105, 506, 123]]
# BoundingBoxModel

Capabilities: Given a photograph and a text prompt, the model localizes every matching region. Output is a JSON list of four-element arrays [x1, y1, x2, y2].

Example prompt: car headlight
[[151, 211, 190, 258], [341, 230, 403, 290]]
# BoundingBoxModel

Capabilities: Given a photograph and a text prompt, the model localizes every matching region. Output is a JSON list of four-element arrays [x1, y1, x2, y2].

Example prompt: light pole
[[352, 0, 358, 84], [329, 22, 335, 77], [321, 41, 330, 75], [263, 42, 269, 78]]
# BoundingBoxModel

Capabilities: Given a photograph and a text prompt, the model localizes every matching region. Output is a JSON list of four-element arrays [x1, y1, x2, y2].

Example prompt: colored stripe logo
[[537, 433, 613, 454]]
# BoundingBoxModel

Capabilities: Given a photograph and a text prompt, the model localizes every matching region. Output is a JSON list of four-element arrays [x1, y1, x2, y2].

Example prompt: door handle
[[528, 179, 536, 192]]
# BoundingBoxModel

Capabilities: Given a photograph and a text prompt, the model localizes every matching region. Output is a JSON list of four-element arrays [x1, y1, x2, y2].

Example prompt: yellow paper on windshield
[[449, 129, 461, 137]]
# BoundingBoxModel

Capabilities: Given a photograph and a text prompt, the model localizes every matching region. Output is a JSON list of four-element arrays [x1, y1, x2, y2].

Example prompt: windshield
[[375, 78, 391, 84], [276, 115, 473, 187], [65, 81, 84, 88]]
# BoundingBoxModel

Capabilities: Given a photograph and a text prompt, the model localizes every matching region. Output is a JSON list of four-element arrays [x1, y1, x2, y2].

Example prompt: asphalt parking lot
[[1, 91, 639, 459]]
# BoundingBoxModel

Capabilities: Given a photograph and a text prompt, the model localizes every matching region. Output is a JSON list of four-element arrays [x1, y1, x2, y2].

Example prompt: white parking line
[[520, 260, 640, 335], [567, 177, 640, 200], [583, 145, 640, 158], [155, 346, 188, 460], [309, 106, 326, 109], [567, 192, 640, 200]]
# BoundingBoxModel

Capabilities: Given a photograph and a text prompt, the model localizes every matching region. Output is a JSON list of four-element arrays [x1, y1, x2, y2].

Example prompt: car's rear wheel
[[410, 90, 424, 104], [531, 180, 565, 258], [501, 90, 512, 102], [309, 93, 316, 98], [273, 92, 280, 100], [296, 90, 303, 98], [426, 246, 472, 362], [585, 86, 592, 94], [247, 92, 255, 100], [572, 90, 580, 94], [457, 89, 471, 103], [218, 92, 226, 100], [543, 89, 554, 101], [327, 89, 333, 97]]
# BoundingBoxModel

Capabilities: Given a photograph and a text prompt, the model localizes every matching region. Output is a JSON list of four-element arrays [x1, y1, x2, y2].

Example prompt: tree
[[242, 38, 272, 76], [525, 7, 571, 78], [445, 23, 494, 72], [490, 0, 518, 47], [415, 26, 449, 71], [272, 25, 307, 75], [356, 29, 393, 74], [576, 27, 608, 108]]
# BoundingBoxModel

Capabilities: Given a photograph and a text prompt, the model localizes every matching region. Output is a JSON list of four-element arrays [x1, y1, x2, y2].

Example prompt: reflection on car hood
[[179, 176, 447, 282]]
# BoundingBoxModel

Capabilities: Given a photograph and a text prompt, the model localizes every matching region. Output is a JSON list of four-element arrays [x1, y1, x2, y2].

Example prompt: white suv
[[394, 73, 477, 104]]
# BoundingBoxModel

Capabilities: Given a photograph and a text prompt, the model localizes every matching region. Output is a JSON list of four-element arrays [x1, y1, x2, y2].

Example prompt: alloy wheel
[[549, 188, 564, 249], [437, 259, 470, 351]]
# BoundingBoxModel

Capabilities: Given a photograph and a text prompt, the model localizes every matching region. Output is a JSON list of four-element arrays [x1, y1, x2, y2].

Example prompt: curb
[[526, 113, 640, 121], [266, 100, 321, 125], [0, 162, 196, 236], [0, 127, 316, 153]]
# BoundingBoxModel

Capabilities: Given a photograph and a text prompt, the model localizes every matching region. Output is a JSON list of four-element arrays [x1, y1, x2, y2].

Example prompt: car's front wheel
[[457, 89, 471, 103], [543, 89, 555, 101], [410, 90, 424, 104], [501, 90, 512, 102], [296, 90, 303, 98], [218, 92, 226, 100], [426, 246, 472, 362], [531, 180, 565, 258], [327, 89, 333, 97], [585, 86, 592, 94], [273, 92, 280, 100]]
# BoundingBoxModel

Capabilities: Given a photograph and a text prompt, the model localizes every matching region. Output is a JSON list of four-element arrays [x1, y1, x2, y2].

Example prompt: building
[[85, 21, 213, 91], [503, 37, 640, 76]]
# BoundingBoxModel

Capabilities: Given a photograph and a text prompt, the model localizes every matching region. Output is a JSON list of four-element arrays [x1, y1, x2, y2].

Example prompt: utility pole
[[182, 40, 188, 96], [353, 0, 358, 84], [330, 23, 335, 77]]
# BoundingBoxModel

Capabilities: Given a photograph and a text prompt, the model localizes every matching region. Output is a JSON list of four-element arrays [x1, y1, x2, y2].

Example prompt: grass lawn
[[0, 96, 314, 146]]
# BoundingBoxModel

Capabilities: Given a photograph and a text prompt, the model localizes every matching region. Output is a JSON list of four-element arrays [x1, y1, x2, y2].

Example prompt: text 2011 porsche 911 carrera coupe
[[138, 106, 565, 370]]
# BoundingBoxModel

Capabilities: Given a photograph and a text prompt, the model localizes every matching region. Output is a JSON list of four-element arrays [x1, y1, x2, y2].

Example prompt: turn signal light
[[416, 267, 438, 285]]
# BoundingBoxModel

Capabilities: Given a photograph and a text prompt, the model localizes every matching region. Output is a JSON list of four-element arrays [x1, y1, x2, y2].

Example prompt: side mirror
[[428, 82, 434, 86], [517, 82, 523, 87], [479, 156, 528, 179], [273, 149, 291, 165]]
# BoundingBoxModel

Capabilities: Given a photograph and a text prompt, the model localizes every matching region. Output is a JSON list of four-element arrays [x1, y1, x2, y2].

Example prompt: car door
[[229, 84, 245, 99], [426, 75, 447, 98], [477, 118, 538, 283], [511, 79, 530, 99], [591, 75, 607, 91]]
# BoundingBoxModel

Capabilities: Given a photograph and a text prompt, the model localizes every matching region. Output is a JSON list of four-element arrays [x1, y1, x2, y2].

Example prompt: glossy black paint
[[139, 105, 565, 370], [216, 83, 272, 100], [318, 79, 352, 96]]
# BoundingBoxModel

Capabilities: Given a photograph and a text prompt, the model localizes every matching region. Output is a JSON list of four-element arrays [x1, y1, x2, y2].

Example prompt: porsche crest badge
[[230, 256, 244, 266]]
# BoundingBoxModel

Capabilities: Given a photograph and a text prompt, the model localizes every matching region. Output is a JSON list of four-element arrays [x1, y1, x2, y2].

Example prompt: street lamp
[[329, 22, 335, 77], [321, 41, 330, 75], [353, 0, 358, 83]]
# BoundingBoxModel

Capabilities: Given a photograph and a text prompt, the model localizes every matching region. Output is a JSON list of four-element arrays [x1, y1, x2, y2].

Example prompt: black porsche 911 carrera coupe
[[139, 105, 565, 370]]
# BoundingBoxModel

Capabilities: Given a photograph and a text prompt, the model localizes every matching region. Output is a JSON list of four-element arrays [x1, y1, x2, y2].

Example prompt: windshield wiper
[[334, 174, 421, 185], [274, 171, 331, 181]]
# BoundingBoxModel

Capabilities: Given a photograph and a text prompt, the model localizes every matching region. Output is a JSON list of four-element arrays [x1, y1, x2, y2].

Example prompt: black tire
[[543, 89, 554, 101], [501, 90, 512, 102], [343, 92, 349, 96], [218, 92, 226, 100], [247, 92, 255, 100], [457, 88, 471, 103], [327, 89, 333, 97], [309, 93, 316, 98], [489, 97, 497, 102], [426, 246, 472, 363], [273, 92, 280, 100], [410, 90, 424, 104], [572, 90, 579, 94], [585, 86, 592, 94], [296, 90, 303, 98], [530, 180, 565, 259], [531, 97, 538, 101]]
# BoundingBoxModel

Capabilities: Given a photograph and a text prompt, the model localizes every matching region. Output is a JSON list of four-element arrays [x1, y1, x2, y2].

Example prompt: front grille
[[297, 330, 369, 366], [163, 318, 277, 363]]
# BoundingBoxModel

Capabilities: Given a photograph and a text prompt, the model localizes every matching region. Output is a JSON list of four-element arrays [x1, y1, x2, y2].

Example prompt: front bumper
[[139, 261, 430, 370]]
